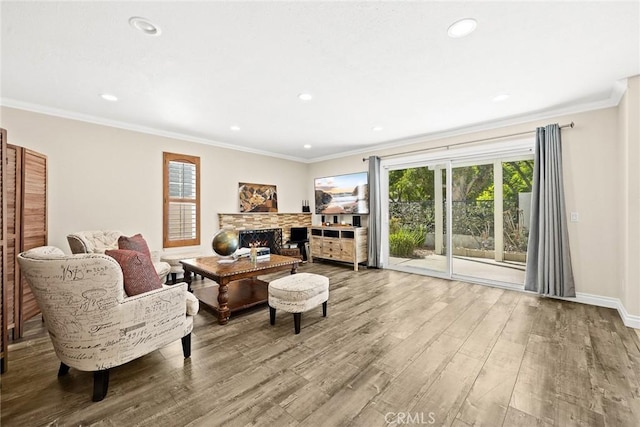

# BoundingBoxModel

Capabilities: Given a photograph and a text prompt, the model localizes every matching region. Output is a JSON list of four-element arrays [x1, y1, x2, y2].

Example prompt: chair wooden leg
[[58, 362, 70, 377], [322, 301, 327, 317], [92, 369, 110, 402], [293, 313, 301, 334], [269, 306, 276, 325], [181, 333, 191, 358]]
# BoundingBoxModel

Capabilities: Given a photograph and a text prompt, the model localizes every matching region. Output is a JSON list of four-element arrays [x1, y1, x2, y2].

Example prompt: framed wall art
[[238, 182, 278, 212]]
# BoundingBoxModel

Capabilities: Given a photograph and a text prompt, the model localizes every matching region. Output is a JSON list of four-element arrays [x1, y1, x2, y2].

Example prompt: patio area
[[389, 253, 526, 285]]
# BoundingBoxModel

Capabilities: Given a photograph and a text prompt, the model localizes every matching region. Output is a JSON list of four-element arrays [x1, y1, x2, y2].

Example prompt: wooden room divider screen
[[1, 129, 8, 373], [1, 131, 47, 369]]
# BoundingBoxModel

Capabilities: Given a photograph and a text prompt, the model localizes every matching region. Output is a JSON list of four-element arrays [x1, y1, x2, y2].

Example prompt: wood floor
[[2, 262, 640, 426]]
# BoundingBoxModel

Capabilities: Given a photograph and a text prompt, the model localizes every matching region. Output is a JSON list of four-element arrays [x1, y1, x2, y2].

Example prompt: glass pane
[[452, 163, 494, 252], [501, 159, 534, 282], [387, 164, 448, 273], [451, 159, 532, 285], [168, 161, 196, 199], [168, 201, 196, 240], [451, 163, 497, 280]]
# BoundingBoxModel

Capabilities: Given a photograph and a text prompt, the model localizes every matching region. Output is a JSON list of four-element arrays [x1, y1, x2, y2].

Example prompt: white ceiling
[[1, 1, 639, 162]]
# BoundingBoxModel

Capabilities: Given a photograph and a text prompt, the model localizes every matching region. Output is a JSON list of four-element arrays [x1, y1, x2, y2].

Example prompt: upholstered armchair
[[17, 246, 198, 401], [67, 230, 171, 283]]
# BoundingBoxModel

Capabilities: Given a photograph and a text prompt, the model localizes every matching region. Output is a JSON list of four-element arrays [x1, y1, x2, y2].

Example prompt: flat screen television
[[315, 172, 369, 214]]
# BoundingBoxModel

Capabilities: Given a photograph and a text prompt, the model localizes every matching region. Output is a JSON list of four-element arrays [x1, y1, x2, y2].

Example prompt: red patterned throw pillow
[[105, 249, 162, 296], [118, 233, 152, 259]]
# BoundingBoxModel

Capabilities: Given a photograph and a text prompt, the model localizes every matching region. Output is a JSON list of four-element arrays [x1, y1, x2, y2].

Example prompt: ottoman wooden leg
[[269, 306, 276, 325], [322, 301, 327, 317], [293, 313, 301, 334]]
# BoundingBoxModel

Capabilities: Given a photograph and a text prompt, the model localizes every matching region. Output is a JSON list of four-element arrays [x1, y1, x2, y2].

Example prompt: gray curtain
[[367, 156, 382, 268], [524, 124, 575, 297]]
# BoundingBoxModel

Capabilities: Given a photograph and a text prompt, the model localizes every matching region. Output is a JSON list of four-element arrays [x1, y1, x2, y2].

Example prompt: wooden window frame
[[163, 152, 201, 248]]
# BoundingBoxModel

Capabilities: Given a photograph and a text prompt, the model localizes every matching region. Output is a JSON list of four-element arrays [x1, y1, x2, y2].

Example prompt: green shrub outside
[[389, 224, 427, 257]]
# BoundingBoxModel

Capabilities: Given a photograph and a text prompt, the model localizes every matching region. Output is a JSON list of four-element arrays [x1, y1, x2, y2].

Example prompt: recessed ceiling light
[[129, 17, 161, 36], [372, 126, 383, 132], [447, 18, 477, 38], [303, 144, 312, 149], [493, 94, 510, 102], [100, 93, 118, 102], [298, 93, 313, 101], [230, 125, 241, 131]]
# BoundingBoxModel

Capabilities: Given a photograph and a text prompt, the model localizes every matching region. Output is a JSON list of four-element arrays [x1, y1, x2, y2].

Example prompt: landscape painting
[[239, 182, 278, 212]]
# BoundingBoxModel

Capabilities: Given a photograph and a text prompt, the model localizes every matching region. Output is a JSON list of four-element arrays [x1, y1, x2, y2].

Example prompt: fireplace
[[238, 228, 283, 255]]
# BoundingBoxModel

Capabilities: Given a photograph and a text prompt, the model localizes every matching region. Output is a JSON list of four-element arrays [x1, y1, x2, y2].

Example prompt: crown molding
[[1, 78, 628, 165], [309, 79, 629, 163], [0, 98, 309, 163]]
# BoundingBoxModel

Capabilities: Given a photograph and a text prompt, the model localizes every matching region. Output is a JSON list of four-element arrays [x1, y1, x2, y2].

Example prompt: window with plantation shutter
[[163, 152, 200, 248]]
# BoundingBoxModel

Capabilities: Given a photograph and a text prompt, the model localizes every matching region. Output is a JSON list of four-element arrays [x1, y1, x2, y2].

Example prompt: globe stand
[[216, 256, 237, 264]]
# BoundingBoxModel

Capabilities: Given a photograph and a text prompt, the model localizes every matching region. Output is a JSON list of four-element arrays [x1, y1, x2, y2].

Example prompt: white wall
[[619, 76, 640, 318], [0, 107, 308, 255], [2, 96, 638, 323], [309, 106, 631, 318]]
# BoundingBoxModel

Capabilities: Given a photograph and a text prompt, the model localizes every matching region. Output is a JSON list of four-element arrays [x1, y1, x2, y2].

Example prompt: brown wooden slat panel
[[20, 289, 39, 325], [22, 224, 47, 239], [6, 146, 18, 338], [19, 149, 46, 326], [0, 138, 3, 238], [6, 243, 16, 328], [1, 128, 6, 372], [0, 245, 3, 363], [1, 141, 46, 348], [6, 147, 17, 236], [5, 146, 21, 337]]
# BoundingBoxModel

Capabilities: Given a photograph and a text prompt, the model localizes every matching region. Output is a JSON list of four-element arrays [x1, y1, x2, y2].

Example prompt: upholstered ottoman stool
[[160, 253, 206, 284], [268, 273, 329, 334]]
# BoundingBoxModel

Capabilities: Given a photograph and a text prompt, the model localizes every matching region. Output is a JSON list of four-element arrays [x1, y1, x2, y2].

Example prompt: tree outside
[[388, 160, 533, 258]]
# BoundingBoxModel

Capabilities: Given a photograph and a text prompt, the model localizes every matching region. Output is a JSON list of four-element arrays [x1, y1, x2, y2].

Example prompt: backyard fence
[[389, 200, 529, 256]]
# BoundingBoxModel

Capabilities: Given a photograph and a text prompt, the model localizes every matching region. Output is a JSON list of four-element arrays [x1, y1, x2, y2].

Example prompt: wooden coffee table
[[181, 255, 299, 325]]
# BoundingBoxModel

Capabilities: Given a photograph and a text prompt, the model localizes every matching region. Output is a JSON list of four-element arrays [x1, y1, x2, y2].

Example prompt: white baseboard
[[390, 266, 640, 329], [462, 276, 640, 329], [615, 301, 640, 329], [556, 292, 640, 329]]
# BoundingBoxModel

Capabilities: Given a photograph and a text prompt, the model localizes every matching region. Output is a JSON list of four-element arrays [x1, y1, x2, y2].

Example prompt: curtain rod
[[362, 121, 575, 161]]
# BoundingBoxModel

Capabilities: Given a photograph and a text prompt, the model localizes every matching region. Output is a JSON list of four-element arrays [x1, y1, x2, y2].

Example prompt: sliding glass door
[[450, 157, 532, 285], [382, 142, 534, 287], [385, 162, 449, 277]]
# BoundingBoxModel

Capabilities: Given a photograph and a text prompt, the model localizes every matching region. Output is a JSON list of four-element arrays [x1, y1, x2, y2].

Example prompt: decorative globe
[[211, 229, 239, 257]]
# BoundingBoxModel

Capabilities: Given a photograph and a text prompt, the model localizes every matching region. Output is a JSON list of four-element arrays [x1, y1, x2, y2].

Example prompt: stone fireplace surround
[[218, 213, 312, 244]]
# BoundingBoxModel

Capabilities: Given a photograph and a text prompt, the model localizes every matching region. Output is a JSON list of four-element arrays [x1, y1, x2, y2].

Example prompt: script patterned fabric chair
[[17, 246, 196, 401], [67, 230, 171, 282]]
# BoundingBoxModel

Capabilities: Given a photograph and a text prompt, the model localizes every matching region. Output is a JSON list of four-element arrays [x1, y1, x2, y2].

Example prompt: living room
[[2, 1, 640, 426], [3, 80, 640, 327]]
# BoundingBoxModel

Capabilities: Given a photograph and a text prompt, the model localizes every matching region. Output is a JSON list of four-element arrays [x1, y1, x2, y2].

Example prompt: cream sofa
[[17, 246, 197, 401], [67, 230, 171, 283]]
